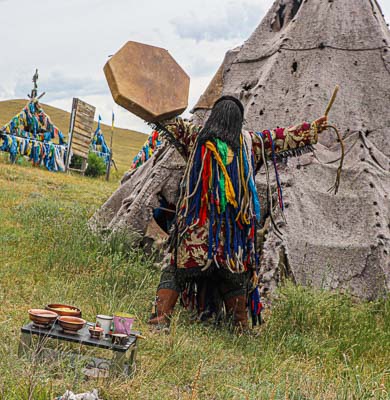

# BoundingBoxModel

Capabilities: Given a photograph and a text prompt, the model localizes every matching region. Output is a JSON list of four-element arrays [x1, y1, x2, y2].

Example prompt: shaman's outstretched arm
[[250, 116, 327, 169], [154, 118, 201, 160]]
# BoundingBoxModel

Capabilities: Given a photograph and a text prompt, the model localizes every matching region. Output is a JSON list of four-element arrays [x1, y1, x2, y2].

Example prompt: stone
[[59, 389, 100, 400]]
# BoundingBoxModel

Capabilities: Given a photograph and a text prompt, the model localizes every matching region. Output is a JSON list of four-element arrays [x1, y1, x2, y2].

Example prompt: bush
[[85, 152, 107, 177], [69, 154, 83, 169]]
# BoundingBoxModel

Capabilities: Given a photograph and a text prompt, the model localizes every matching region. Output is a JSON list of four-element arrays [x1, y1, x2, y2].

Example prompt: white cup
[[96, 314, 113, 336]]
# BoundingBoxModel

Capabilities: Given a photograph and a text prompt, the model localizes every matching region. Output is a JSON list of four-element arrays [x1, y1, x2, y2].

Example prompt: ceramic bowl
[[28, 309, 58, 328], [89, 326, 104, 339], [46, 303, 82, 318], [58, 316, 86, 334]]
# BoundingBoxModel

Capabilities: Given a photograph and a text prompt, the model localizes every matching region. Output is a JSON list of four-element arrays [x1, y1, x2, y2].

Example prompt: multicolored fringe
[[255, 130, 315, 224], [250, 286, 263, 326], [176, 135, 261, 273], [131, 130, 161, 169], [90, 116, 111, 165]]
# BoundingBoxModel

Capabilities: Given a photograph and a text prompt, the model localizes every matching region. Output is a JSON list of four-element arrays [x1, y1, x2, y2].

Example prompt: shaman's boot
[[148, 288, 179, 326], [224, 295, 249, 332]]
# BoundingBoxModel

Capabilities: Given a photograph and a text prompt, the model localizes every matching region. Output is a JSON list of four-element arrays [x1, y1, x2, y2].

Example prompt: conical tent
[[0, 99, 67, 171], [193, 0, 390, 299], [91, 0, 390, 299]]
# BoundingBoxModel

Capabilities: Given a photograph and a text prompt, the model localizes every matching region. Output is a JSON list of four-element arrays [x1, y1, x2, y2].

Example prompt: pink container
[[113, 313, 135, 335]]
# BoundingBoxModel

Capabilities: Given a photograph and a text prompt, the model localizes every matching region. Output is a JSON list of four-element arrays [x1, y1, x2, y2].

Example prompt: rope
[[234, 43, 390, 65], [324, 125, 345, 195], [313, 131, 360, 165], [321, 85, 345, 194]]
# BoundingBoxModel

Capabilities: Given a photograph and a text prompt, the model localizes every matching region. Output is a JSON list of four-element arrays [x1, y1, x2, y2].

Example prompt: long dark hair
[[197, 96, 244, 151]]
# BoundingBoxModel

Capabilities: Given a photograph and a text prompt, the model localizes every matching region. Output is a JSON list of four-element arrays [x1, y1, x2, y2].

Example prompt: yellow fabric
[[205, 141, 238, 208], [227, 148, 234, 165]]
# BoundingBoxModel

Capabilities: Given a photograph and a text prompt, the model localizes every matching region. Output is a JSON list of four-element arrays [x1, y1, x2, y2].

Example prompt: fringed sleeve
[[163, 118, 201, 159], [250, 121, 319, 169]]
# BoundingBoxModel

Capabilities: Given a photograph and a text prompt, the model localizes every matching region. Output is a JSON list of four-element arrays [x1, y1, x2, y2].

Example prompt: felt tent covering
[[0, 100, 67, 171], [90, 141, 183, 242], [91, 0, 390, 299]]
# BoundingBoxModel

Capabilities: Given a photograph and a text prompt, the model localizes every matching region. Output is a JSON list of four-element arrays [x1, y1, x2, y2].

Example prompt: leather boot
[[224, 295, 249, 332], [148, 288, 179, 326]]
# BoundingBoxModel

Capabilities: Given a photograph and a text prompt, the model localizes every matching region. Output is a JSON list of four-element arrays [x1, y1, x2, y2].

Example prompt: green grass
[[0, 157, 389, 399], [0, 99, 148, 174]]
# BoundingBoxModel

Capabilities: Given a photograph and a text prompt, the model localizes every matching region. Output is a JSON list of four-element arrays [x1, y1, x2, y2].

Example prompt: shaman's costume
[[149, 96, 325, 330]]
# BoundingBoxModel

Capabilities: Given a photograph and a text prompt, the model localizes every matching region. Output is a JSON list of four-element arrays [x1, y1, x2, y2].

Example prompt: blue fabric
[[178, 138, 261, 270], [0, 133, 67, 171], [91, 119, 111, 165]]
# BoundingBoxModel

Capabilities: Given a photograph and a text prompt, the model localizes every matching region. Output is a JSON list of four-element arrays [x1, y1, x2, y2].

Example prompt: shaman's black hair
[[197, 96, 244, 151]]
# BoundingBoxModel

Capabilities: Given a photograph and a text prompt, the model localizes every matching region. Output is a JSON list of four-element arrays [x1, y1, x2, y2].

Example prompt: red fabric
[[199, 148, 211, 226], [275, 127, 285, 139]]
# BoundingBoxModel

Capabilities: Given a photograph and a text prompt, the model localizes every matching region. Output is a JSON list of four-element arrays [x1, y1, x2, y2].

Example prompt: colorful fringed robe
[[144, 117, 321, 324], [160, 118, 319, 274], [176, 131, 261, 273]]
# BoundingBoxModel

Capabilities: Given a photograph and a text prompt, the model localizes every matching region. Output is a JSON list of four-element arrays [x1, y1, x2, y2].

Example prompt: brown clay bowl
[[28, 309, 58, 328], [88, 326, 104, 339], [45, 303, 82, 318], [58, 316, 86, 334]]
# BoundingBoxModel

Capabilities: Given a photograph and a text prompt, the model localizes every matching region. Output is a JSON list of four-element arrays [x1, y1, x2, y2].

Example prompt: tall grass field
[[0, 154, 389, 399]]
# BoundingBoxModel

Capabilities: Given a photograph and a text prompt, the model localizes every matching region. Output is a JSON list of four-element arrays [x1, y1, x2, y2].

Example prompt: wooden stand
[[19, 322, 139, 377]]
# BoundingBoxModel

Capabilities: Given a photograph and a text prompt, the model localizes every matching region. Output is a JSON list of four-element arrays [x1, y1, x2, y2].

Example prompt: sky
[[1, 0, 389, 133]]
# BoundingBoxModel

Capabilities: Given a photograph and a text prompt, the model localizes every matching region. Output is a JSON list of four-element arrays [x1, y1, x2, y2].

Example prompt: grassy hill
[[0, 99, 147, 174]]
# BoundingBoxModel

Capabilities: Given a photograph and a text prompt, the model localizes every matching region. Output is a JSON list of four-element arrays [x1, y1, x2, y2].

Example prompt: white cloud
[[14, 71, 106, 101], [171, 1, 267, 42], [2, 0, 265, 132], [0, 0, 389, 135]]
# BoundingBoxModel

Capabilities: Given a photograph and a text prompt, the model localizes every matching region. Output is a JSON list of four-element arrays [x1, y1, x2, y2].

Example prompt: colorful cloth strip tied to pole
[[90, 116, 111, 165], [2, 101, 65, 144], [131, 130, 162, 170], [0, 100, 67, 171], [0, 132, 68, 171]]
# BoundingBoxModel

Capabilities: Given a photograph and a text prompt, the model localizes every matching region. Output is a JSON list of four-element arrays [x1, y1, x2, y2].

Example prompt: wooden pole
[[106, 112, 114, 181], [325, 85, 339, 117], [65, 107, 76, 172]]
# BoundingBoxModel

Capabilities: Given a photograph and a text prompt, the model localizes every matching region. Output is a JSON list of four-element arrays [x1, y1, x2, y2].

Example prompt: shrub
[[69, 154, 83, 169], [85, 152, 107, 177]]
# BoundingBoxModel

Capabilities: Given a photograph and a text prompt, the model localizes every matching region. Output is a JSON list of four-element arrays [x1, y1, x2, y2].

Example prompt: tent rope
[[322, 85, 345, 195]]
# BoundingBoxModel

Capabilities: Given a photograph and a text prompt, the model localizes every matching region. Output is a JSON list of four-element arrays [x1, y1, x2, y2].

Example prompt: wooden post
[[81, 158, 87, 175], [105, 112, 114, 181], [65, 108, 76, 172]]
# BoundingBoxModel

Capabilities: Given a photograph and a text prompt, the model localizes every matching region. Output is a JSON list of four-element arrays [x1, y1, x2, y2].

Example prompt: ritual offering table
[[19, 322, 140, 377]]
